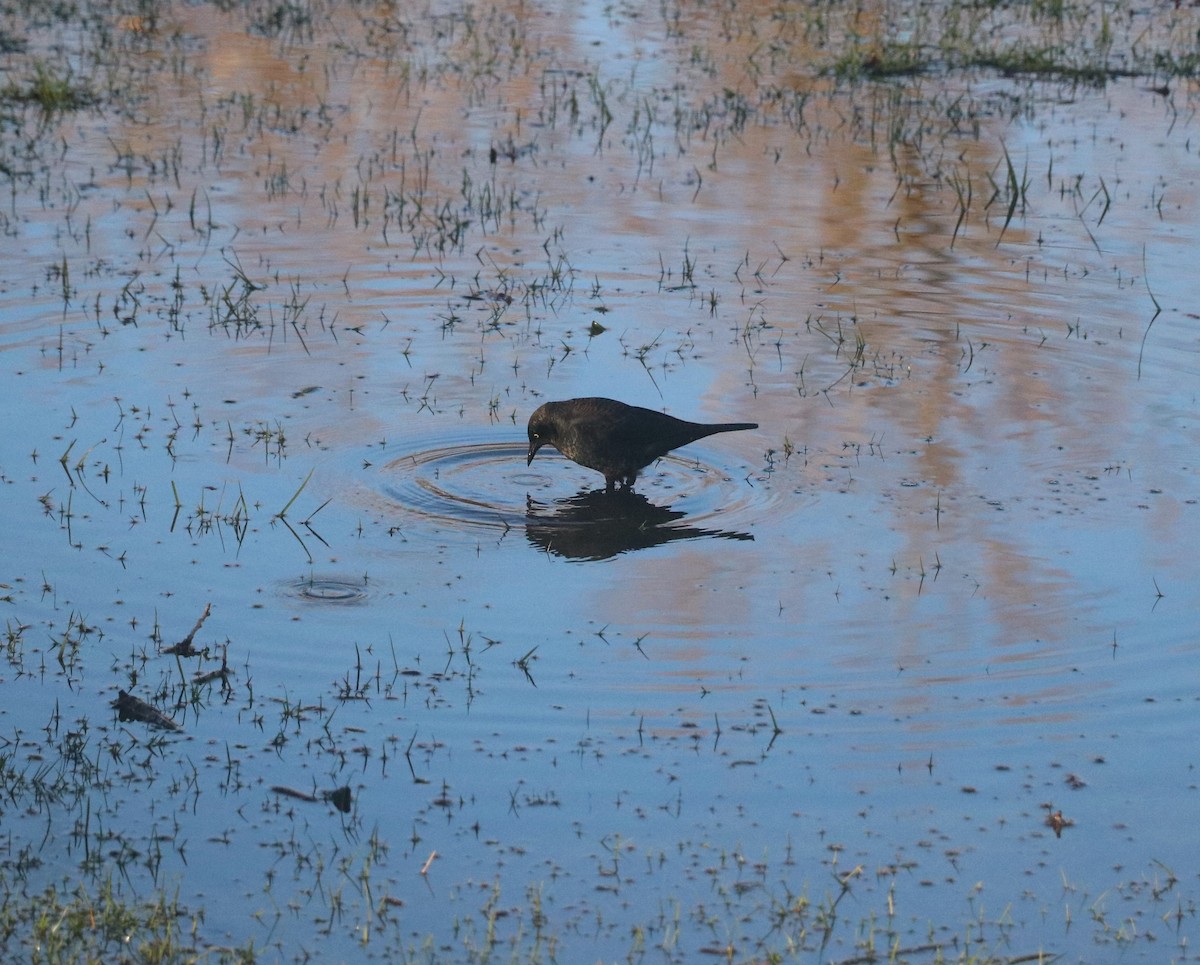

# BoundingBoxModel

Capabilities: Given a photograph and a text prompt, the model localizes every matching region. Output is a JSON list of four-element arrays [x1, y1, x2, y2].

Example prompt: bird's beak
[[526, 442, 539, 466]]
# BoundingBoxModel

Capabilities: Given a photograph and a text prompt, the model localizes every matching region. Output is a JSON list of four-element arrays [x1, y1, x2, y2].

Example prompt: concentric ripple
[[368, 437, 772, 553], [279, 576, 371, 605], [379, 441, 534, 529]]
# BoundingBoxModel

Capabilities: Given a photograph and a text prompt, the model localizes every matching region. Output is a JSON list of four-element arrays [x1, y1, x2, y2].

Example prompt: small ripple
[[280, 576, 371, 605]]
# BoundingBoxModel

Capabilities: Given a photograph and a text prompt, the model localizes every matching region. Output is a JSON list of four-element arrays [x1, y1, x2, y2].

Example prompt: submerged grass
[[824, 0, 1197, 83], [0, 860, 1166, 964], [0, 62, 98, 113], [0, 875, 256, 965]]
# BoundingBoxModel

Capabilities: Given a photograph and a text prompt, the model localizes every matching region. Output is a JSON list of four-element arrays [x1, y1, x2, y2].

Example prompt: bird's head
[[526, 404, 555, 465]]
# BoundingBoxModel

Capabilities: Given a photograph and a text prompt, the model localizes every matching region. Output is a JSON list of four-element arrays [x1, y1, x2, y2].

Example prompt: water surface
[[1, 0, 1199, 961]]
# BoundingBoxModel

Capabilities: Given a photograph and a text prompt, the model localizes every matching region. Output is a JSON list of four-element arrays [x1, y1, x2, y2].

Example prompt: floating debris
[[193, 664, 233, 686], [112, 690, 182, 731], [323, 786, 352, 813], [1044, 808, 1075, 838], [271, 785, 352, 813], [162, 602, 212, 656]]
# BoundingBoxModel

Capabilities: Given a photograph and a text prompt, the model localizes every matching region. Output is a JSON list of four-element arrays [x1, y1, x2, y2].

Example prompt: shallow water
[[2, 0, 1200, 961]]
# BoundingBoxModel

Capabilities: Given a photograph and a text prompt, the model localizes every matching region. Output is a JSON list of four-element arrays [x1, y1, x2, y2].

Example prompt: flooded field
[[2, 0, 1200, 961]]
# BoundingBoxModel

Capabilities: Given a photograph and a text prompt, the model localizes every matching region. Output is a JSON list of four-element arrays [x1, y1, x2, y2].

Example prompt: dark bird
[[526, 397, 757, 492]]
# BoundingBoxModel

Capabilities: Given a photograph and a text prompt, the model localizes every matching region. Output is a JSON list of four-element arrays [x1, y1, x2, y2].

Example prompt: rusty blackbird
[[526, 397, 757, 492]]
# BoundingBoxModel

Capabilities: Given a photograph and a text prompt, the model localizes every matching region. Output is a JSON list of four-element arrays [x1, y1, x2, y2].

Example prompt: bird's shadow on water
[[523, 488, 753, 561]]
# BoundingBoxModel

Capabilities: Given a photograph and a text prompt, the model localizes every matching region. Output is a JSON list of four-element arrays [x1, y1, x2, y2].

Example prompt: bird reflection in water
[[524, 488, 752, 561]]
